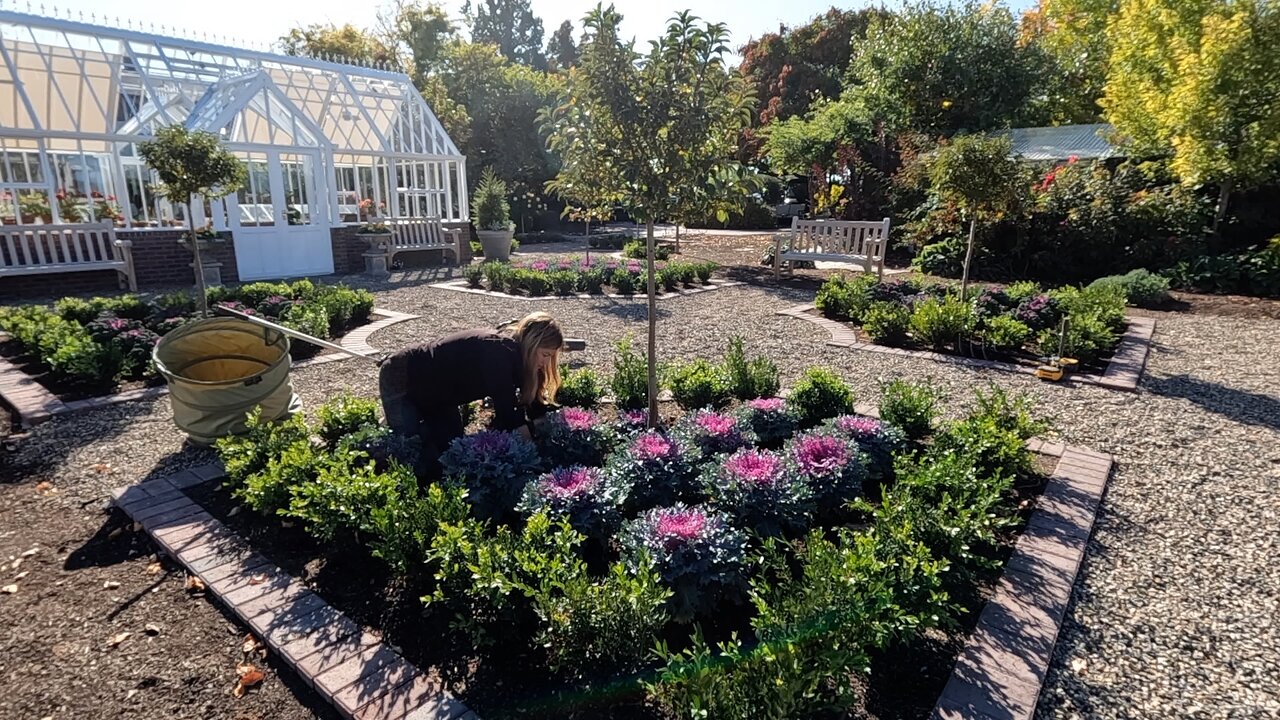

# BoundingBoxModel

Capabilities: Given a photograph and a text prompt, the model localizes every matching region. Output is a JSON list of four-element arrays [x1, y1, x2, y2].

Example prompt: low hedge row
[[214, 377, 1043, 717], [462, 257, 717, 297]]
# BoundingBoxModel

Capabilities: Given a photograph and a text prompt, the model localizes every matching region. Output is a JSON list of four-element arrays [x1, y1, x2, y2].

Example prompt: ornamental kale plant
[[971, 285, 1013, 318], [607, 431, 701, 512], [1015, 293, 1062, 331], [439, 430, 542, 521], [85, 313, 160, 378], [827, 415, 907, 481], [622, 504, 748, 623], [733, 397, 798, 450], [672, 410, 752, 460], [336, 424, 422, 474], [785, 431, 866, 515], [704, 449, 813, 538], [537, 407, 618, 467], [615, 408, 651, 434], [518, 466, 623, 541]]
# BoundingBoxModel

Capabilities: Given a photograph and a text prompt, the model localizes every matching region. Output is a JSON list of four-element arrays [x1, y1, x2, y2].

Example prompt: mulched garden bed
[[189, 437, 1054, 720], [0, 280, 376, 404]]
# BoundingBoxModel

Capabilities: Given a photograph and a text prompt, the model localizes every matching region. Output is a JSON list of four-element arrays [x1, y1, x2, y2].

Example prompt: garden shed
[[0, 9, 467, 283], [1006, 123, 1123, 163]]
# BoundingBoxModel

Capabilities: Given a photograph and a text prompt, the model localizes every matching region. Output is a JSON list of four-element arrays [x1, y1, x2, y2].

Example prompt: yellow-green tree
[[1020, 0, 1118, 123], [1103, 0, 1280, 232]]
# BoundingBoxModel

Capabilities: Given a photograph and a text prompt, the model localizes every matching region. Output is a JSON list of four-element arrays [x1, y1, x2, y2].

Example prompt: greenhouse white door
[[230, 150, 334, 280]]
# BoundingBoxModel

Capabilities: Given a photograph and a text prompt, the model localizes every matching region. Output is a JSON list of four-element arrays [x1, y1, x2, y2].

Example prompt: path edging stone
[[430, 278, 742, 301], [109, 463, 470, 720]]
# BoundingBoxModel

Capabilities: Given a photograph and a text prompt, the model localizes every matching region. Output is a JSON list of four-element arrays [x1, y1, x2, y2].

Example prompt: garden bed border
[[107, 464, 473, 720], [0, 308, 419, 429], [110, 400, 1110, 720], [779, 304, 1154, 392], [430, 278, 742, 301]]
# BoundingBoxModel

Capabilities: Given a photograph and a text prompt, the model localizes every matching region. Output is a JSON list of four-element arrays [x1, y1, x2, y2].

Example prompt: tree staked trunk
[[188, 199, 209, 317], [960, 216, 977, 303], [1211, 178, 1233, 245], [646, 220, 659, 428]]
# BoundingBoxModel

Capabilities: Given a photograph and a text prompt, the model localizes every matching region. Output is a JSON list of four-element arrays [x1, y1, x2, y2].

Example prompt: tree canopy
[[463, 0, 547, 70], [546, 20, 579, 71]]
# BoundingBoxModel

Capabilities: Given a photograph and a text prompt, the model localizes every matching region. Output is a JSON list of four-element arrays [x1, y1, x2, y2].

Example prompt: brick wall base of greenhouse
[[0, 224, 472, 301]]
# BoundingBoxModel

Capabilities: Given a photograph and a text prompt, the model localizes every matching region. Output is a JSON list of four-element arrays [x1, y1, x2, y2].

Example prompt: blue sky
[[31, 0, 1040, 62]]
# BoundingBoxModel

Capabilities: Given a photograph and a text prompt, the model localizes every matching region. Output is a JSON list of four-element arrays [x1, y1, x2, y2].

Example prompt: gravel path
[[3, 271, 1278, 718]]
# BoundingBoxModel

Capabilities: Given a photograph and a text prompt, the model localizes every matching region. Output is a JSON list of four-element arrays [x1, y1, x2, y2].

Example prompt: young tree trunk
[[584, 217, 591, 264], [960, 217, 977, 303], [646, 220, 659, 428], [1211, 178, 1233, 242], [188, 199, 209, 317], [674, 223, 681, 254]]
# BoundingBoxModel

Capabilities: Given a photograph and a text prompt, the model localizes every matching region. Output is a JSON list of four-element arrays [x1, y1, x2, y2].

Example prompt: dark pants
[[379, 354, 466, 481]]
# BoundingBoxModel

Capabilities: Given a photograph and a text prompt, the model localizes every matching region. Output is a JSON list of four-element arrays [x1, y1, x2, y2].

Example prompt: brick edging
[[0, 308, 419, 428], [931, 447, 1111, 720], [779, 304, 1154, 392], [429, 278, 742, 301], [109, 464, 473, 720]]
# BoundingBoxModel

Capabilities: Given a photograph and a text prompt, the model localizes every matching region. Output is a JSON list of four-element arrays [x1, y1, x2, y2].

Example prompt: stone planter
[[356, 232, 392, 252], [190, 259, 223, 288], [477, 228, 514, 262]]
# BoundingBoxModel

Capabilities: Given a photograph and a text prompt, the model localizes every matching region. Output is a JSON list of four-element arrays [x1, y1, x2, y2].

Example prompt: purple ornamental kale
[[621, 503, 747, 622], [606, 431, 701, 511], [518, 466, 622, 540], [734, 397, 798, 449], [786, 431, 866, 512], [705, 448, 813, 538]]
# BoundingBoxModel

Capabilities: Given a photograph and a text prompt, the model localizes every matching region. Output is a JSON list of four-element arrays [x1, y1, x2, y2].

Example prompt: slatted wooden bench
[[773, 217, 891, 281], [0, 222, 137, 291], [376, 216, 464, 267]]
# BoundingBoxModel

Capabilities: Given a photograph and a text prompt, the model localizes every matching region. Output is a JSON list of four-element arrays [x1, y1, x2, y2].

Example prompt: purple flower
[[791, 434, 851, 478], [470, 430, 515, 456], [632, 431, 675, 462], [560, 407, 598, 431], [626, 261, 642, 273], [748, 397, 785, 412], [531, 260, 549, 272], [654, 507, 707, 544], [557, 259, 574, 270], [620, 409, 648, 427], [538, 466, 603, 499], [694, 411, 737, 436], [722, 449, 785, 486], [835, 415, 883, 438]]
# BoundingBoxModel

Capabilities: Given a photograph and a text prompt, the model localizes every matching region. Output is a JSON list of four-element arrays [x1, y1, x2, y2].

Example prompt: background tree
[[383, 0, 456, 78], [546, 20, 579, 70], [926, 134, 1023, 299], [1020, 0, 1117, 124], [846, 1, 1047, 136], [279, 24, 399, 66], [545, 6, 754, 423], [463, 0, 547, 70], [138, 127, 246, 316], [1103, 0, 1280, 234]]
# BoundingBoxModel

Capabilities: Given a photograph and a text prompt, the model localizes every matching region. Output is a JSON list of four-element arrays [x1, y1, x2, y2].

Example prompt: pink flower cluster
[[747, 397, 786, 412], [723, 449, 784, 486], [792, 435, 851, 478], [559, 407, 598, 431], [655, 507, 707, 541], [632, 431, 675, 462], [539, 466, 602, 499], [694, 411, 738, 436], [620, 409, 649, 427], [835, 415, 882, 438]]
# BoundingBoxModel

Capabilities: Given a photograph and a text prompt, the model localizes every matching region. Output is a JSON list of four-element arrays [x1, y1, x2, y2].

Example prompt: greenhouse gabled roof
[[0, 9, 462, 157], [1006, 123, 1122, 162]]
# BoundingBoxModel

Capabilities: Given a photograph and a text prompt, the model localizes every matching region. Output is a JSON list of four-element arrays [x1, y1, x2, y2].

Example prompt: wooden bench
[[773, 217, 890, 281], [376, 216, 464, 267], [0, 222, 137, 291]]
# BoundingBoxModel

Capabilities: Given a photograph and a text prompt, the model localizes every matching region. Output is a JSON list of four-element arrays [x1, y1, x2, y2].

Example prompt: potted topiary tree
[[139, 125, 246, 316], [473, 168, 514, 262]]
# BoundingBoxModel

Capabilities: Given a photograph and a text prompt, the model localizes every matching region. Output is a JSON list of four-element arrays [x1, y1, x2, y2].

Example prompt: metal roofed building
[[1006, 123, 1123, 163], [0, 8, 467, 281]]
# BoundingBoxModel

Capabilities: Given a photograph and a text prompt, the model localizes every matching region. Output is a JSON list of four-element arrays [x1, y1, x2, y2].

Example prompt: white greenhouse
[[0, 9, 468, 281]]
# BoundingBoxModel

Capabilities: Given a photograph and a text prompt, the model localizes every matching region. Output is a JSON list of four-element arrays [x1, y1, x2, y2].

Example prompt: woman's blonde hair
[[508, 311, 564, 406]]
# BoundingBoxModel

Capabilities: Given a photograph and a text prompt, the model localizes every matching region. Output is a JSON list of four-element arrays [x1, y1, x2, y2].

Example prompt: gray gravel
[[6, 270, 1280, 718]]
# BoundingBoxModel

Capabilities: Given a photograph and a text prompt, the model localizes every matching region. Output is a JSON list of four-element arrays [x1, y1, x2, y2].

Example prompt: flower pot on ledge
[[477, 227, 514, 262]]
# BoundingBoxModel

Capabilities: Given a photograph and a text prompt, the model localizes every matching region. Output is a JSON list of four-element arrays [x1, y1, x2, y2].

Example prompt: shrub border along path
[[430, 277, 743, 301], [778, 304, 1155, 392], [108, 398, 1112, 720], [107, 463, 473, 720], [0, 308, 419, 429], [842, 401, 1113, 720]]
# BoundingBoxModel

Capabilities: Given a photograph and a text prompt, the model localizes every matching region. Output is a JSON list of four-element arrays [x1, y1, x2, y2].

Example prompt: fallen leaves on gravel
[[241, 634, 262, 654], [247, 573, 267, 585], [1070, 657, 1089, 673], [184, 575, 205, 593], [107, 632, 131, 647], [34, 481, 56, 495], [1, 584, 17, 594], [145, 560, 163, 575], [90, 462, 114, 474], [232, 663, 265, 698]]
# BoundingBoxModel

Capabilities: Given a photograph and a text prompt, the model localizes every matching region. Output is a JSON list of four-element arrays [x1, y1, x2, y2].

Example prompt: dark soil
[[0, 470, 334, 720], [182, 414, 1056, 720]]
